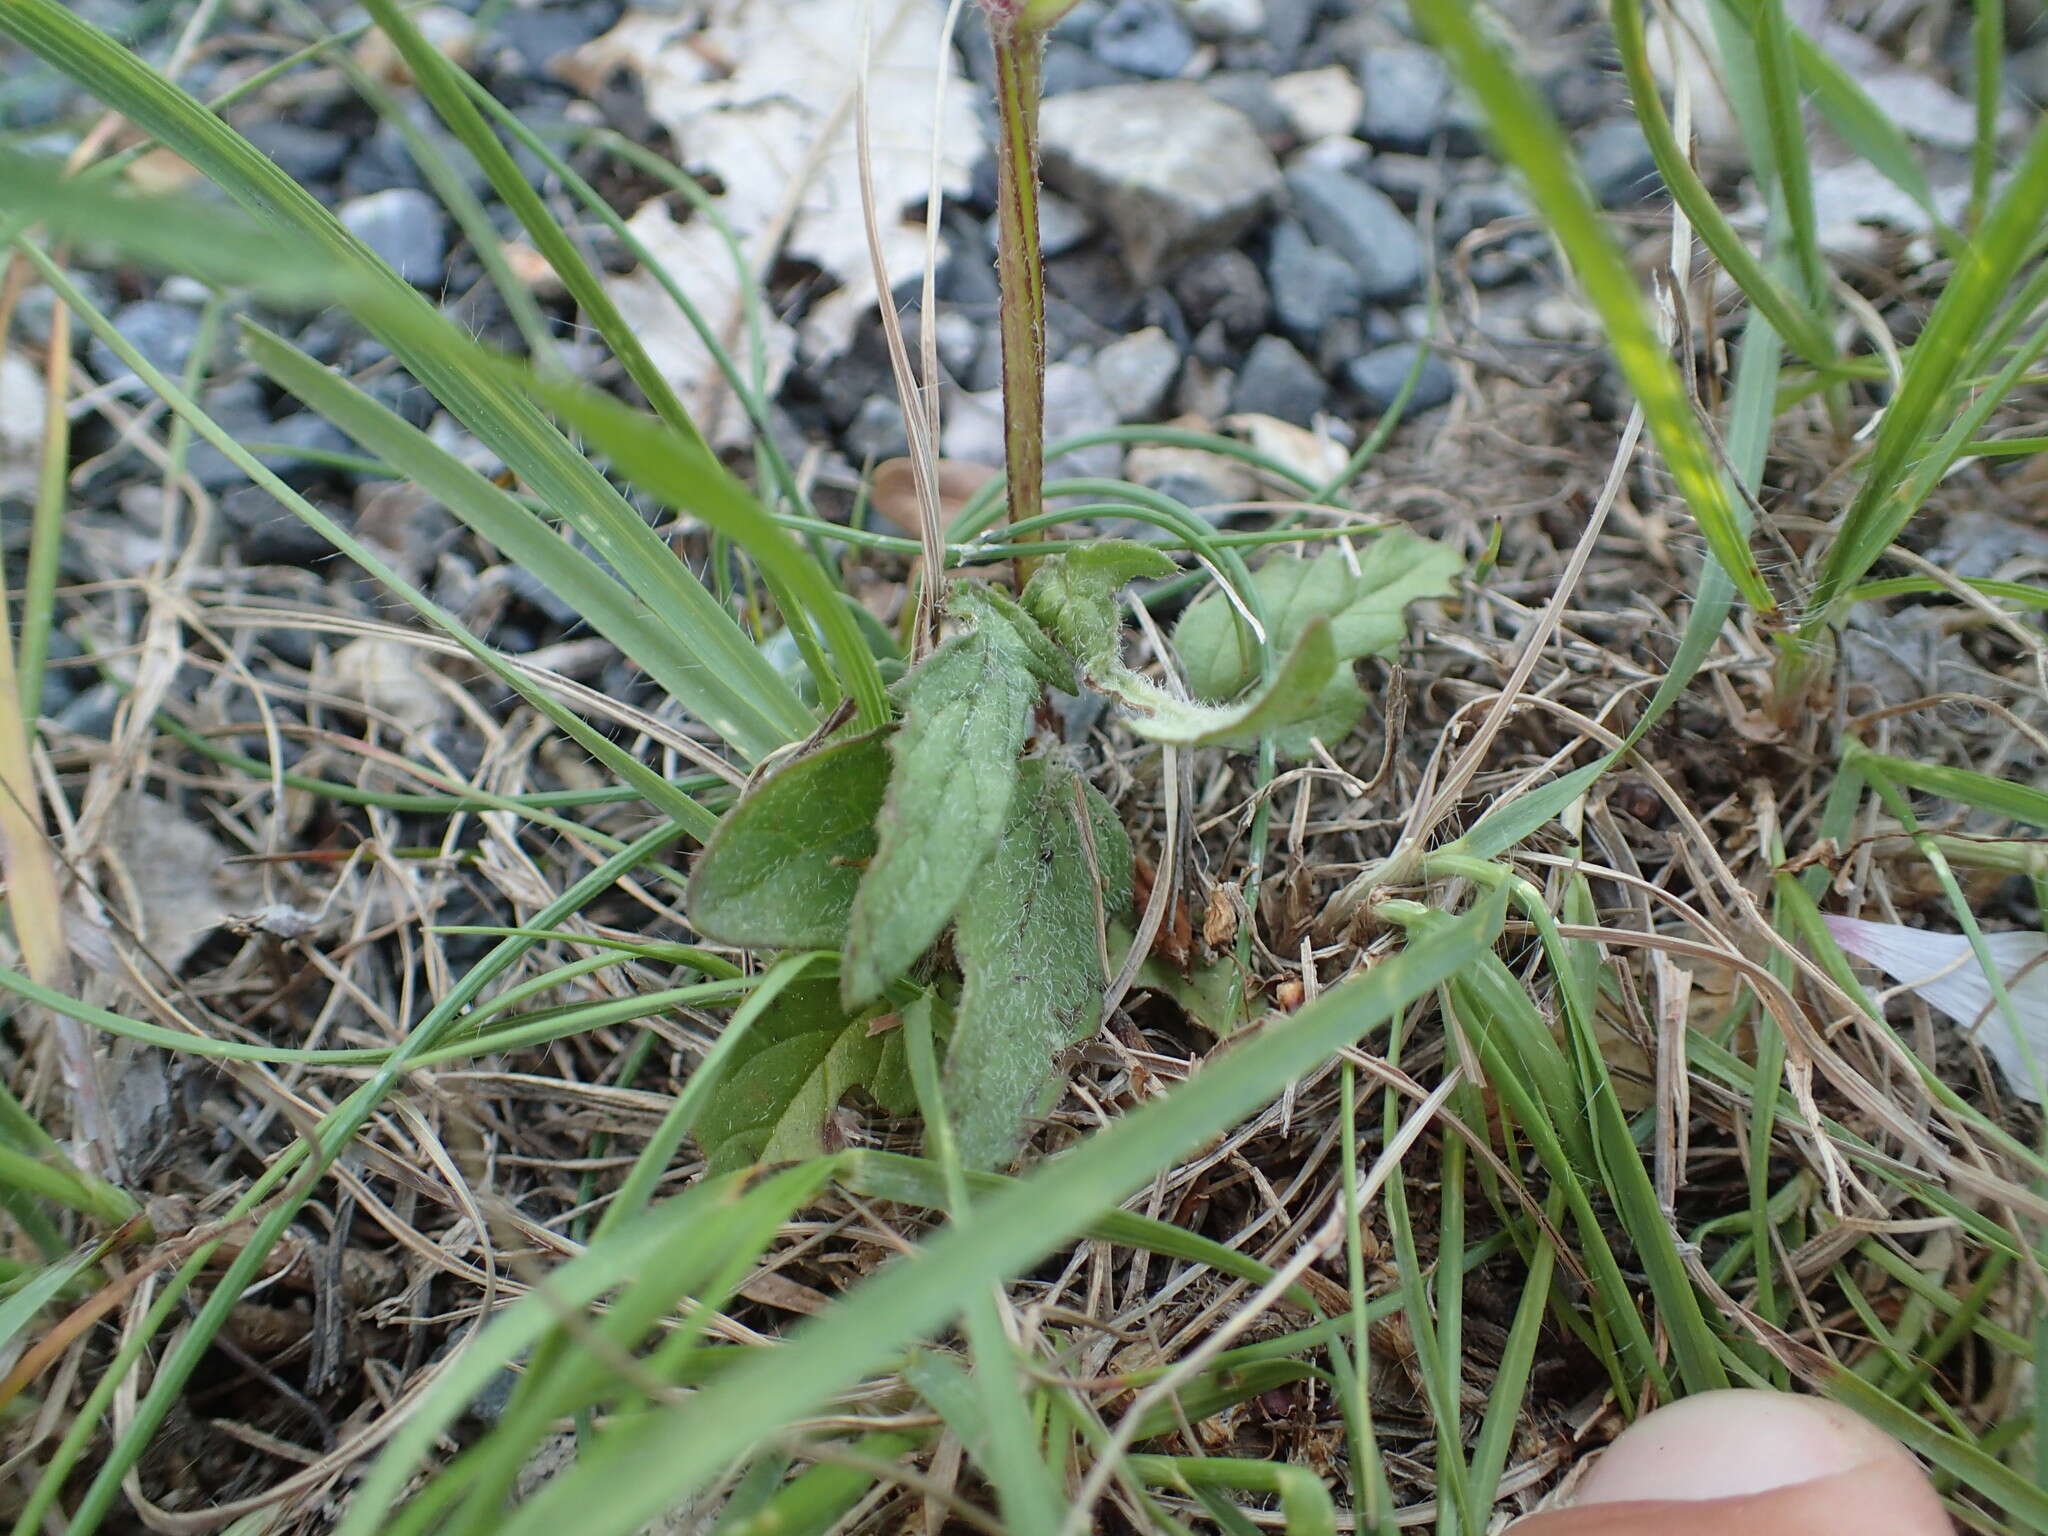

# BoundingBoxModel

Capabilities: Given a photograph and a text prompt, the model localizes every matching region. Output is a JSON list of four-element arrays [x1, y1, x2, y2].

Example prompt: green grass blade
[[353, 0, 709, 451], [1412, 0, 1777, 616], [1849, 750, 2048, 830], [0, 0, 809, 760], [512, 364, 891, 732], [1807, 116, 2048, 628], [1969, 0, 2002, 230], [1609, 0, 1836, 368], [341, 893, 1507, 1536], [1846, 575, 2048, 613], [1827, 1368, 2048, 1528], [240, 321, 766, 743], [36, 819, 692, 1536], [1748, 0, 1829, 312], [17, 242, 716, 838], [0, 1241, 105, 1353]]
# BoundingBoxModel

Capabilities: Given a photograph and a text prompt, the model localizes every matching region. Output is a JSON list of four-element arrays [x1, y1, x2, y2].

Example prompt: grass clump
[[0, 0, 2043, 1531]]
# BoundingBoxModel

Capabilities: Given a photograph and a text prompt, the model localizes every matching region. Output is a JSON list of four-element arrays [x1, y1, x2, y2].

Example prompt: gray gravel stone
[[943, 362, 1121, 482], [87, 300, 204, 386], [1182, 0, 1264, 40], [1265, 219, 1362, 340], [1092, 0, 1196, 78], [221, 485, 335, 568], [1346, 343, 1454, 414], [1202, 71, 1293, 140], [1171, 248, 1270, 343], [1092, 326, 1182, 422], [491, 1, 620, 79], [1286, 165, 1424, 302], [1358, 44, 1449, 153], [1230, 334, 1327, 424], [190, 410, 357, 492], [985, 191, 1095, 258], [339, 188, 450, 287], [1040, 83, 1281, 278], [1359, 43, 1484, 155], [844, 396, 910, 463], [36, 629, 85, 715], [241, 121, 353, 184], [1364, 153, 1438, 213], [1577, 117, 1660, 207], [1044, 41, 1127, 96], [55, 683, 120, 740]]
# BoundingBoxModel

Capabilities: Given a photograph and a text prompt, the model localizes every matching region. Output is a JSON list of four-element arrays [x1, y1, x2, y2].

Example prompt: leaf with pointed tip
[[842, 603, 1045, 1007], [695, 979, 921, 1172], [947, 761, 1131, 1169], [687, 734, 890, 949]]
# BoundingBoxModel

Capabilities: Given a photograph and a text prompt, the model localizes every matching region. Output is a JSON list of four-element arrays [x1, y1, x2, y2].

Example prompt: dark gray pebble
[[338, 189, 450, 288], [1286, 165, 1424, 302], [1231, 334, 1327, 424], [1092, 0, 1196, 79], [87, 300, 205, 387], [1346, 343, 1454, 414], [1266, 219, 1362, 340]]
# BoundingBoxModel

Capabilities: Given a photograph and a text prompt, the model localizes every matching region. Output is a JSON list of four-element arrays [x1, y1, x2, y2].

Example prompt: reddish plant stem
[[989, 21, 1046, 587]]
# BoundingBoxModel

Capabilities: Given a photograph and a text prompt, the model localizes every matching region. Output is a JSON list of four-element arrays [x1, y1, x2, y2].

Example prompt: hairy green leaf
[[842, 600, 1047, 1007], [1175, 538, 1457, 756], [687, 734, 890, 949], [1175, 538, 1459, 698], [1020, 542, 1179, 661], [695, 980, 917, 1172], [948, 761, 1132, 1168], [1021, 542, 1349, 749], [952, 580, 1076, 690]]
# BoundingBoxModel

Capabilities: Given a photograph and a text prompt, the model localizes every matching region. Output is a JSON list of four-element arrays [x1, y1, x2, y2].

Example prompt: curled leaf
[[1020, 541, 1346, 749], [1823, 914, 2048, 1103], [1173, 538, 1459, 758]]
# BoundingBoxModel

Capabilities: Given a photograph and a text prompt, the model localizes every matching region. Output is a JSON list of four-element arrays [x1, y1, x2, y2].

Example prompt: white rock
[[1271, 67, 1364, 143], [1182, 0, 1265, 40], [0, 348, 47, 499], [331, 637, 448, 736], [1040, 83, 1281, 278], [1527, 294, 1599, 342], [580, 0, 980, 373], [1092, 327, 1182, 423], [1286, 135, 1372, 176], [942, 363, 1122, 483]]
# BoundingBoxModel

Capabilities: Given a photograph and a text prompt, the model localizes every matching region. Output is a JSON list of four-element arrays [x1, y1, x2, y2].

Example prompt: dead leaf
[[330, 637, 448, 736], [871, 456, 996, 534], [577, 0, 982, 444]]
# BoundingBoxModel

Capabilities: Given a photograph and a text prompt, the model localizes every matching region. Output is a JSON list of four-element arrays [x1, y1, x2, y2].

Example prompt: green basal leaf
[[1175, 539, 1458, 697], [1021, 541, 1352, 750], [948, 760, 1132, 1169], [686, 734, 890, 949], [695, 979, 919, 1173], [842, 595, 1047, 1008], [1173, 538, 1460, 757], [1116, 930, 1249, 1037]]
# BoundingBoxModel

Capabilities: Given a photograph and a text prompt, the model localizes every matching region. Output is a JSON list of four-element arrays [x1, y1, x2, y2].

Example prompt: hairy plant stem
[[989, 21, 1047, 587]]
